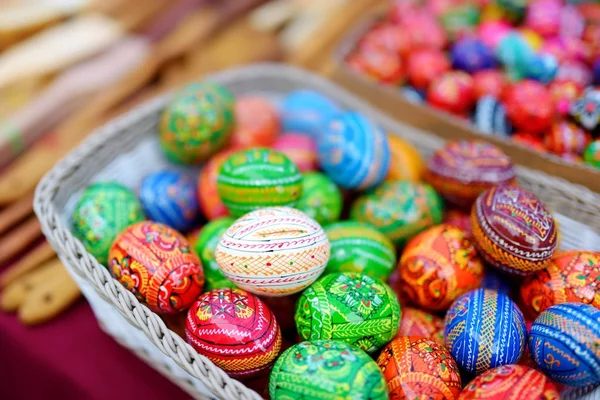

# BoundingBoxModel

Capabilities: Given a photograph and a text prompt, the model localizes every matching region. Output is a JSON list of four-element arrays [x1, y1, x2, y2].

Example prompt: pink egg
[[556, 59, 593, 88], [272, 133, 318, 172], [478, 21, 512, 50], [525, 0, 561, 37]]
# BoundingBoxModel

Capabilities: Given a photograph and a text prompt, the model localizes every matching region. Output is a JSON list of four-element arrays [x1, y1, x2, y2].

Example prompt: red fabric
[[0, 300, 191, 400]]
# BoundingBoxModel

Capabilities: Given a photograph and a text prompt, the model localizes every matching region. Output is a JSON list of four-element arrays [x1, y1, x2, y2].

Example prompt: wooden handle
[[0, 258, 61, 312], [0, 215, 41, 264], [0, 241, 55, 288]]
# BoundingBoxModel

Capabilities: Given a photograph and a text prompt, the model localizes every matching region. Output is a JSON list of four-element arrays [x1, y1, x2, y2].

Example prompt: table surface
[[0, 299, 192, 400]]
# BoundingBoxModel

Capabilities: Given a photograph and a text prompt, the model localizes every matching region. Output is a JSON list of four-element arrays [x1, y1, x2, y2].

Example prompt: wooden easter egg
[[351, 181, 444, 247], [185, 288, 282, 378], [295, 272, 400, 354], [529, 302, 600, 387], [377, 337, 462, 400], [139, 170, 200, 232], [545, 120, 591, 156], [197, 149, 233, 221], [230, 96, 279, 149], [519, 251, 600, 320], [295, 172, 342, 226], [396, 306, 445, 345], [427, 71, 476, 116], [504, 80, 553, 135], [318, 111, 390, 190], [347, 47, 405, 85], [386, 135, 424, 182], [272, 133, 318, 172], [443, 209, 473, 237], [215, 207, 330, 296], [217, 148, 302, 217], [269, 340, 387, 400], [109, 221, 204, 314], [424, 141, 516, 208], [72, 182, 145, 266], [193, 217, 236, 292], [324, 221, 396, 281], [444, 289, 527, 375], [471, 185, 558, 276], [459, 364, 560, 400], [159, 82, 234, 165], [398, 225, 484, 311], [280, 90, 340, 138]]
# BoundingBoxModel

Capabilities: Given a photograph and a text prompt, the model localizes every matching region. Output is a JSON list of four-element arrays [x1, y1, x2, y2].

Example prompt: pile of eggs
[[346, 0, 600, 169], [71, 80, 600, 399]]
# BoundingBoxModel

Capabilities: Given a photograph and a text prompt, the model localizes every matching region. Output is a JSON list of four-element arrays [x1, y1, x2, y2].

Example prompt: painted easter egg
[[193, 217, 236, 291], [295, 272, 400, 354], [72, 182, 145, 266], [386, 135, 424, 182], [398, 225, 485, 311], [519, 251, 600, 320], [472, 185, 558, 276], [215, 207, 329, 296], [549, 80, 584, 117], [473, 96, 512, 137], [359, 23, 411, 58], [459, 364, 560, 399], [424, 141, 516, 208], [351, 181, 444, 247], [444, 288, 527, 375], [402, 10, 448, 50], [478, 20, 512, 50], [427, 71, 476, 116], [280, 90, 340, 138], [570, 88, 600, 134], [216, 148, 302, 217], [556, 60, 593, 89], [295, 172, 342, 226], [443, 209, 472, 237], [496, 33, 534, 81], [377, 337, 462, 400], [451, 38, 497, 73], [197, 149, 233, 221], [544, 120, 591, 155], [529, 302, 600, 387], [159, 82, 234, 165], [584, 140, 600, 168], [269, 340, 387, 400], [109, 221, 204, 314], [396, 306, 445, 345], [324, 221, 396, 281], [406, 49, 451, 90], [230, 96, 279, 149], [318, 111, 390, 190], [139, 170, 200, 232], [525, 53, 558, 84], [473, 70, 507, 99], [185, 288, 282, 378], [525, 0, 561, 37], [504, 80, 553, 135], [272, 133, 318, 172], [347, 47, 405, 85]]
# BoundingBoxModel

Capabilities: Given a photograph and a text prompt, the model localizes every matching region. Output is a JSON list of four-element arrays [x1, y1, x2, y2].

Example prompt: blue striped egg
[[318, 111, 390, 190], [474, 96, 512, 138], [444, 288, 527, 375], [139, 170, 200, 232], [280, 90, 340, 138], [529, 302, 600, 387]]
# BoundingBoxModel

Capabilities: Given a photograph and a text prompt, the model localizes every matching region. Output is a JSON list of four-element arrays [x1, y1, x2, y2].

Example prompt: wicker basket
[[34, 64, 600, 400]]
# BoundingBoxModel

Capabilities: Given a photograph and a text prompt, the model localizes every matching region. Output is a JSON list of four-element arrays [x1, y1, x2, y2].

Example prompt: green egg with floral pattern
[[350, 180, 444, 247], [72, 182, 145, 266], [324, 221, 396, 281], [159, 82, 234, 165], [192, 217, 236, 291], [217, 148, 303, 217], [295, 172, 342, 226]]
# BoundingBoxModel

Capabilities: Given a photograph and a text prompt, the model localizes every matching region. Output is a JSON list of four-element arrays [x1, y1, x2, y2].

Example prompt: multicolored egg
[[139, 170, 200, 232], [280, 90, 340, 138], [529, 302, 600, 387], [318, 111, 390, 190], [503, 80, 553, 134], [351, 181, 444, 246], [377, 337, 462, 400], [451, 38, 497, 73], [427, 71, 476, 116], [295, 272, 400, 354], [185, 288, 282, 378], [519, 251, 600, 320], [216, 148, 302, 217], [398, 225, 485, 311], [272, 133, 318, 172], [359, 23, 411, 58], [386, 135, 424, 182], [544, 120, 591, 155], [459, 364, 560, 399], [584, 140, 600, 168], [230, 96, 279, 149], [525, 0, 561, 37], [471, 185, 558, 276], [159, 82, 234, 164], [406, 49, 451, 90], [193, 217, 236, 291], [324, 221, 396, 281], [197, 149, 233, 221], [424, 141, 516, 208], [496, 33, 535, 81], [443, 209, 472, 237], [295, 172, 342, 226], [108, 221, 204, 314], [215, 207, 329, 296], [473, 70, 507, 99], [570, 88, 600, 134], [269, 340, 387, 400], [549, 80, 584, 117], [72, 182, 145, 266], [474, 96, 512, 137], [347, 47, 405, 85], [444, 288, 527, 375], [396, 306, 445, 345]]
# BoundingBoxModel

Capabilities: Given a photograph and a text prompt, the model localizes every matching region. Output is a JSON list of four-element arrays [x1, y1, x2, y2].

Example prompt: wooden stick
[[0, 192, 33, 236], [0, 215, 41, 264], [0, 241, 55, 288]]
